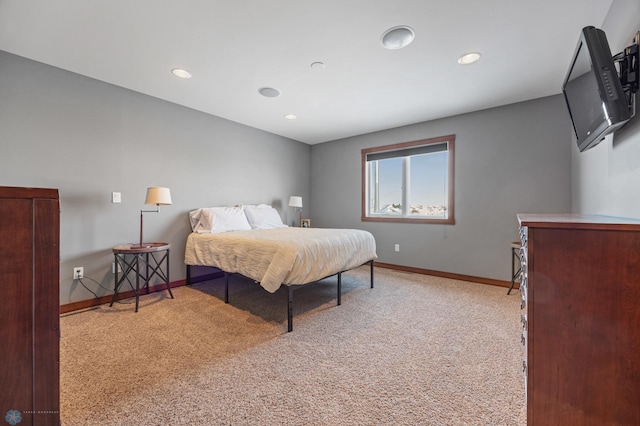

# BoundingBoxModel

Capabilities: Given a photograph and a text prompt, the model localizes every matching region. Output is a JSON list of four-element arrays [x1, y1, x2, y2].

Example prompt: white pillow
[[189, 207, 252, 233], [244, 206, 287, 229], [188, 208, 209, 233], [237, 203, 272, 209]]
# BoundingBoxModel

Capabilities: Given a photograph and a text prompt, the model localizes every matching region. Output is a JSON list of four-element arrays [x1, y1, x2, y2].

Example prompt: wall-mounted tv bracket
[[613, 31, 639, 115]]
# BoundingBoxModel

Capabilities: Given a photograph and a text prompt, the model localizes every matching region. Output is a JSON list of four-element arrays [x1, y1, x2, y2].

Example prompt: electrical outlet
[[73, 267, 84, 279], [111, 192, 121, 204], [112, 262, 121, 274], [394, 244, 400, 252]]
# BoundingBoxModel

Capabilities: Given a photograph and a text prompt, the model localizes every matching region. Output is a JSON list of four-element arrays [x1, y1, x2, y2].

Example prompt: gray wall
[[572, 0, 640, 217], [5, 17, 607, 304], [0, 51, 311, 305], [311, 95, 573, 282]]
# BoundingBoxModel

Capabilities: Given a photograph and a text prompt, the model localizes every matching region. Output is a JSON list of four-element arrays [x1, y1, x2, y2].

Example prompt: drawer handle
[[518, 277, 527, 292], [519, 227, 528, 245]]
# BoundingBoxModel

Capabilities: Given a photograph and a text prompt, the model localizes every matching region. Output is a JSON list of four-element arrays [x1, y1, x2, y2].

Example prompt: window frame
[[361, 134, 455, 225]]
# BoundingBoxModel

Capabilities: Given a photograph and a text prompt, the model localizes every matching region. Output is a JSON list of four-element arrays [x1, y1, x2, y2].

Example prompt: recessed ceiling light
[[381, 26, 415, 50], [457, 52, 481, 65], [258, 87, 281, 98], [171, 68, 192, 79], [284, 114, 297, 120]]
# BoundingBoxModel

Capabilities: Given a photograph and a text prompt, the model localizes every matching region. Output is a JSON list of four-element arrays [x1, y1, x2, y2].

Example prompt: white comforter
[[184, 227, 377, 292]]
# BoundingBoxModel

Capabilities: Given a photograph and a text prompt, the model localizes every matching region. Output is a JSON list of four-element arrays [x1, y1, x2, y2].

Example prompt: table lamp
[[135, 187, 172, 248], [288, 196, 303, 227]]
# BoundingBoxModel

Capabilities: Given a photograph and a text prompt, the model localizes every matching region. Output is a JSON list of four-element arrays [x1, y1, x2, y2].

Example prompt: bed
[[184, 205, 377, 331]]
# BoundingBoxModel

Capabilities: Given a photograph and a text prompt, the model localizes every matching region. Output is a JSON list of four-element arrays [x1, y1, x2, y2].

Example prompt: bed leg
[[224, 272, 230, 303], [186, 265, 192, 285], [370, 260, 374, 288], [337, 272, 342, 306], [288, 286, 294, 332]]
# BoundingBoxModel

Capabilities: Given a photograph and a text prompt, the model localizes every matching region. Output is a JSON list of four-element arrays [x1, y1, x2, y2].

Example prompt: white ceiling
[[0, 0, 613, 144]]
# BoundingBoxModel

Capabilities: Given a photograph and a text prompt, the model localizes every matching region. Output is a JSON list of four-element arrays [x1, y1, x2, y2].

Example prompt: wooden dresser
[[518, 214, 640, 425], [0, 186, 60, 425]]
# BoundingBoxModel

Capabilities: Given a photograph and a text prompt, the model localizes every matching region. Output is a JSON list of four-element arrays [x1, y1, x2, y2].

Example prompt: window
[[361, 135, 455, 224]]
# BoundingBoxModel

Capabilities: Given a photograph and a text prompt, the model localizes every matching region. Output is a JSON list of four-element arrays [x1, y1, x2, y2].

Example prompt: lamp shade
[[288, 196, 303, 208], [145, 187, 172, 205]]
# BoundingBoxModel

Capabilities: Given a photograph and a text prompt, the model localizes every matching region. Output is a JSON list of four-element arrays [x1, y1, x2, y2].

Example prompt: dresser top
[[0, 186, 59, 199], [518, 213, 640, 231]]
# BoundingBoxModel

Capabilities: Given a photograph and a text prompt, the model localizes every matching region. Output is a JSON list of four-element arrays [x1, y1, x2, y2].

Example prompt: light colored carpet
[[60, 266, 526, 425]]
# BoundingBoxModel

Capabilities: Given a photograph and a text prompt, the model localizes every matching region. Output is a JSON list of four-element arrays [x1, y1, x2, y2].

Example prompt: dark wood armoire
[[0, 186, 60, 425]]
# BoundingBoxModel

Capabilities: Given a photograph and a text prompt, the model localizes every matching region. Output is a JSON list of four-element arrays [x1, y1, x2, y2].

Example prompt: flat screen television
[[562, 26, 632, 152]]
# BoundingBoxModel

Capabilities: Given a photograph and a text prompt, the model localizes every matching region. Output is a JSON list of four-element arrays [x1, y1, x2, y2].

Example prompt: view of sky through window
[[376, 151, 447, 208]]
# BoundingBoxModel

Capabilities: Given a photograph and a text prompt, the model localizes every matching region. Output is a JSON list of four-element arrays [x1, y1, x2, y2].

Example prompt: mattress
[[184, 227, 377, 292]]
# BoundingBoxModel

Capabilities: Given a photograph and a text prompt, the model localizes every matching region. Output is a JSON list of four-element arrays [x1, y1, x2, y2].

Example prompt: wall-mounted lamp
[[288, 196, 303, 227], [134, 187, 172, 248]]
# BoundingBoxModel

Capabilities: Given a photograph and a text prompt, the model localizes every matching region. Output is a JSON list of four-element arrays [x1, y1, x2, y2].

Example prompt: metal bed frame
[[186, 259, 375, 332]]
